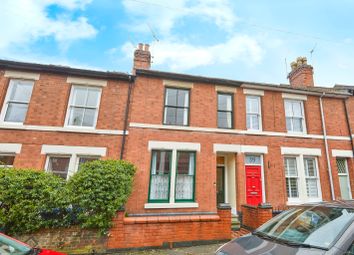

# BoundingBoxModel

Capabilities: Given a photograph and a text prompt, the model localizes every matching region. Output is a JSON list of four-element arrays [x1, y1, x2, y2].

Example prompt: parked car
[[0, 232, 66, 255], [216, 201, 354, 255]]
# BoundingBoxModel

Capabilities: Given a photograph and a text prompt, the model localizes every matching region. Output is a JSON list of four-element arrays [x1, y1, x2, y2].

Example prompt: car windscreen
[[255, 206, 354, 250], [0, 234, 31, 255]]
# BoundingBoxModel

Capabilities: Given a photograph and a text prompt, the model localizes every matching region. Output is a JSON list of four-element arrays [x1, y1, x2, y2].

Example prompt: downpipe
[[319, 92, 335, 201]]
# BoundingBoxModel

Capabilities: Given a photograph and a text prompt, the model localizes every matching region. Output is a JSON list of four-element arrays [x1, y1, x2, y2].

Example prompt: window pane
[[68, 107, 84, 126], [218, 111, 232, 128], [285, 101, 292, 116], [247, 114, 259, 130], [149, 151, 171, 201], [245, 155, 261, 165], [284, 158, 297, 176], [164, 107, 176, 124], [71, 87, 87, 106], [0, 155, 15, 167], [165, 88, 177, 106], [9, 81, 33, 102], [48, 157, 70, 179], [176, 108, 188, 125], [286, 178, 299, 198], [339, 176, 351, 199], [4, 103, 28, 122], [82, 108, 96, 127], [286, 117, 292, 131], [292, 118, 303, 132], [78, 157, 99, 170], [246, 96, 259, 113], [292, 101, 302, 116], [176, 152, 195, 200], [336, 158, 347, 174], [306, 179, 318, 197], [218, 94, 232, 111], [86, 88, 100, 107], [177, 90, 189, 107], [304, 158, 316, 177]]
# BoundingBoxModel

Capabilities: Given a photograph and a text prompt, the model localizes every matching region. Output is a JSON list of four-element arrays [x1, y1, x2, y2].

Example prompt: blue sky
[[1, 0, 354, 87]]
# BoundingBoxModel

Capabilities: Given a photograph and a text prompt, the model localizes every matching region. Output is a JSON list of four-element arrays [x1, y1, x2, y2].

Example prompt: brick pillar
[[217, 203, 232, 239], [241, 204, 272, 230]]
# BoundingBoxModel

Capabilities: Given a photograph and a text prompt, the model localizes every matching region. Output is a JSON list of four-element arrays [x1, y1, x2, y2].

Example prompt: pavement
[[114, 243, 223, 255]]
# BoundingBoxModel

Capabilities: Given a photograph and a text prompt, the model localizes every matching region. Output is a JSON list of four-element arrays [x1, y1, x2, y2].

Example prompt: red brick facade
[[0, 50, 354, 250]]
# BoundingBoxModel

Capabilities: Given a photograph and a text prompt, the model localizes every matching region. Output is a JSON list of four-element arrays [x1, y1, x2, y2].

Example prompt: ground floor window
[[46, 154, 100, 180], [0, 154, 15, 167], [283, 155, 321, 203], [148, 150, 196, 203], [336, 158, 352, 200]]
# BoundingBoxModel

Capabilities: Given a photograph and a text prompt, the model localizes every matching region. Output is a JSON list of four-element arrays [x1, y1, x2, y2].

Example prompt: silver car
[[216, 201, 354, 255]]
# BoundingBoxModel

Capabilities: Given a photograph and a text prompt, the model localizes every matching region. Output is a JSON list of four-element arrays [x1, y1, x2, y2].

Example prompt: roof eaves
[[0, 59, 133, 81]]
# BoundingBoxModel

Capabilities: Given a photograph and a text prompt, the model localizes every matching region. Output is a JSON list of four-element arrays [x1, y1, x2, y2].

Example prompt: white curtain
[[175, 153, 194, 200], [150, 151, 169, 200]]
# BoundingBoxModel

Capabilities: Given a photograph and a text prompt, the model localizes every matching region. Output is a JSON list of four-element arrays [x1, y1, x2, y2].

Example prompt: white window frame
[[336, 158, 352, 200], [283, 154, 322, 205], [45, 155, 71, 179], [0, 79, 34, 125], [42, 145, 106, 180], [246, 95, 262, 131], [0, 153, 16, 168], [64, 85, 102, 129], [145, 141, 200, 209], [284, 99, 307, 134]]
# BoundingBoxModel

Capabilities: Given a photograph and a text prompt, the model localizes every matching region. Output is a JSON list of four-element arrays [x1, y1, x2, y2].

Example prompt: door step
[[231, 214, 240, 230]]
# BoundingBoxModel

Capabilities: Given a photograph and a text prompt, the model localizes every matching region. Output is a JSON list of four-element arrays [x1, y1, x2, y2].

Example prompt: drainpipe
[[120, 75, 134, 160], [319, 92, 335, 201], [343, 98, 354, 155]]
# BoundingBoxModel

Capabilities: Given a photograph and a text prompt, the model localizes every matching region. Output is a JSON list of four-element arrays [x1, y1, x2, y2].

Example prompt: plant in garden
[[0, 168, 69, 235], [66, 160, 136, 233]]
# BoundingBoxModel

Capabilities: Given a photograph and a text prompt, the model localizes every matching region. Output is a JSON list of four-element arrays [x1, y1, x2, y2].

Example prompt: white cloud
[[121, 0, 237, 35], [121, 35, 263, 71], [0, 0, 96, 51]]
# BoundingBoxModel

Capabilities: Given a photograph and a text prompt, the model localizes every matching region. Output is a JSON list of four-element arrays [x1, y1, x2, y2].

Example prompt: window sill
[[287, 198, 322, 206], [144, 202, 199, 209]]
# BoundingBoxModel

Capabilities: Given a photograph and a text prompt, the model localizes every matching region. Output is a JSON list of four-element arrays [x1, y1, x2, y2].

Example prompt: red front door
[[245, 165, 262, 206]]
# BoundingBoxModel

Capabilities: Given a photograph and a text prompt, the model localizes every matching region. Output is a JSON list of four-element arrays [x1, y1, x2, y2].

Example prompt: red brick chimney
[[133, 43, 151, 73], [288, 57, 314, 87]]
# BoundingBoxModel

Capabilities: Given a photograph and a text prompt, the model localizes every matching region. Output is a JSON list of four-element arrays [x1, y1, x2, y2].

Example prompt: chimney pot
[[288, 56, 314, 87], [132, 42, 151, 73]]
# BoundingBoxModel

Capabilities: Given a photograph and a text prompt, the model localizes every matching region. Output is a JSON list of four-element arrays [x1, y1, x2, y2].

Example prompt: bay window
[[1, 79, 34, 123], [284, 99, 306, 133], [163, 88, 189, 126]]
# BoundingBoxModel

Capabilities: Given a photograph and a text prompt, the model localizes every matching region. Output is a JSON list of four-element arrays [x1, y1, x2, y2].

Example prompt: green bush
[[0, 160, 136, 235], [67, 160, 136, 233], [0, 168, 69, 234]]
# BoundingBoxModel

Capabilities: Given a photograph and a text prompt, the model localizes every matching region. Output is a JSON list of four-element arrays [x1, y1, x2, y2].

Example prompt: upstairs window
[[163, 88, 189, 126], [1, 79, 34, 123], [246, 96, 261, 130], [217, 93, 233, 129], [285, 100, 306, 133], [66, 86, 101, 127]]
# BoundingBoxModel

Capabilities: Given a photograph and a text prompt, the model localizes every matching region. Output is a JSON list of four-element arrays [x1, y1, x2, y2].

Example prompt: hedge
[[0, 160, 136, 235]]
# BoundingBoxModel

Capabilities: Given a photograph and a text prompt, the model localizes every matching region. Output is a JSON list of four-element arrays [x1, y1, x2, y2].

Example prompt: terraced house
[[0, 44, 353, 249]]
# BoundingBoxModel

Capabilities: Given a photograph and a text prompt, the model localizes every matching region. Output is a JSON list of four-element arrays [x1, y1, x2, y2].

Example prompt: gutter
[[344, 98, 354, 155], [120, 75, 134, 160], [319, 92, 335, 200]]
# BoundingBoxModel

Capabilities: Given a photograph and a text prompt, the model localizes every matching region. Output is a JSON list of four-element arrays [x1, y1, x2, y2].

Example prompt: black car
[[216, 201, 354, 255]]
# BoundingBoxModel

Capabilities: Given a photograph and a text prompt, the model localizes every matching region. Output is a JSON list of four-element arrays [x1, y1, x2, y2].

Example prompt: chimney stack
[[133, 43, 151, 73], [288, 57, 314, 87]]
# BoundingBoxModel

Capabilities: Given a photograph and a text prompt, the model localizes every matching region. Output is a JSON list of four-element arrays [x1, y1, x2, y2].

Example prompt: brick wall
[[241, 204, 273, 230], [107, 207, 231, 249], [15, 227, 107, 254]]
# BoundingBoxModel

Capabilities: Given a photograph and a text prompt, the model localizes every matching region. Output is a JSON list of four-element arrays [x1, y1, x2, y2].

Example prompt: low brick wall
[[241, 204, 273, 230], [15, 226, 107, 254], [107, 206, 231, 250]]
